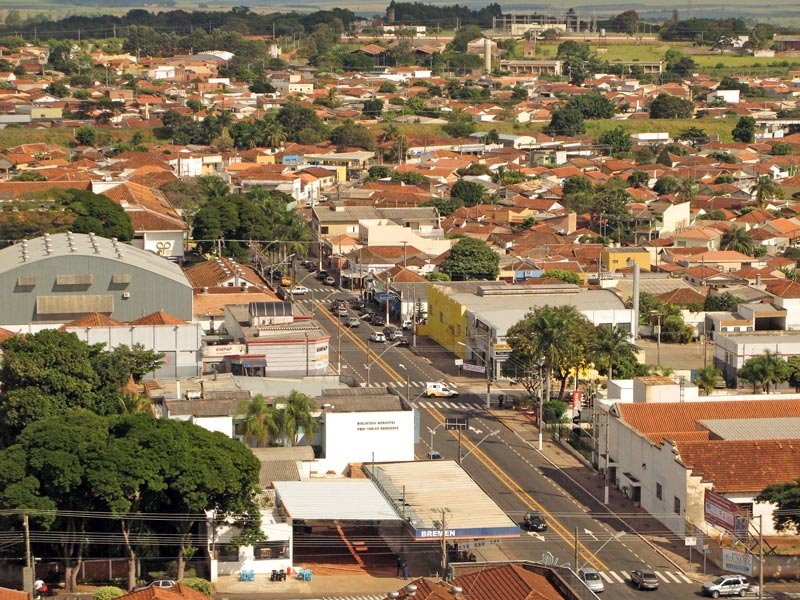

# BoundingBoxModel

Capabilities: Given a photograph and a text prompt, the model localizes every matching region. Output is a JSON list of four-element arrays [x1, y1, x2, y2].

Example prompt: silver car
[[578, 567, 604, 593], [701, 575, 749, 598]]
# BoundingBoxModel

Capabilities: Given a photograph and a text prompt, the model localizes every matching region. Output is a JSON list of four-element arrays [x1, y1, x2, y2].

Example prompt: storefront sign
[[413, 525, 520, 540], [203, 344, 246, 357], [722, 549, 754, 576]]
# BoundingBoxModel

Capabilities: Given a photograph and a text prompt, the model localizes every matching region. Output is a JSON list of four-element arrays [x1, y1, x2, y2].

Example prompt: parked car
[[630, 570, 659, 591], [383, 326, 398, 337], [369, 331, 386, 343], [324, 276, 336, 285], [134, 580, 176, 591], [395, 337, 410, 347], [389, 330, 404, 341], [701, 575, 750, 598], [281, 276, 292, 286], [523, 512, 547, 532], [337, 306, 348, 317], [290, 285, 309, 295], [371, 315, 386, 326], [426, 450, 443, 460], [271, 270, 282, 280], [346, 317, 360, 328], [578, 568, 604, 594], [350, 299, 365, 311], [402, 319, 414, 330], [315, 270, 329, 281]]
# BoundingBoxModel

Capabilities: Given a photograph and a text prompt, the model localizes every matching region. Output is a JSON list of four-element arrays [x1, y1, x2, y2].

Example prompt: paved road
[[286, 267, 707, 600]]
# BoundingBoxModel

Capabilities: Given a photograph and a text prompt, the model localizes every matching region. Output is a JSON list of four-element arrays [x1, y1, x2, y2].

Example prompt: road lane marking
[[620, 571, 630, 581], [677, 572, 692, 584], [609, 571, 625, 583], [654, 571, 670, 583], [665, 571, 682, 583], [599, 572, 613, 583]]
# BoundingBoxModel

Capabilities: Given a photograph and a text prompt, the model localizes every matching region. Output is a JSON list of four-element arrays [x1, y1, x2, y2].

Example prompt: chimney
[[483, 38, 492, 75]]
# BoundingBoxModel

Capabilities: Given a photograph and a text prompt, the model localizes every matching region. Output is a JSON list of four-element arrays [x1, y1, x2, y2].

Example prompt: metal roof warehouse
[[273, 480, 401, 523], [368, 460, 520, 540]]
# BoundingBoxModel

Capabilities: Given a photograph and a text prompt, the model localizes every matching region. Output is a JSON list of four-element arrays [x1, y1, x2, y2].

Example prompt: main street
[[290, 268, 702, 599]]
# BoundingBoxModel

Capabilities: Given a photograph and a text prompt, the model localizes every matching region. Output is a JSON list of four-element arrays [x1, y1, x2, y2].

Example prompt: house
[[597, 398, 800, 537], [601, 247, 651, 273]]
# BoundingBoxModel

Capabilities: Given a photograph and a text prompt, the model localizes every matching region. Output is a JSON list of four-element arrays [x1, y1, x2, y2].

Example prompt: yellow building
[[601, 247, 650, 273], [425, 284, 470, 357]]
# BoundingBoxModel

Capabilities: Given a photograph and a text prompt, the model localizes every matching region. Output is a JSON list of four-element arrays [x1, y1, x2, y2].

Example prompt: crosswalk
[[416, 400, 486, 411], [598, 569, 693, 585], [362, 380, 457, 389]]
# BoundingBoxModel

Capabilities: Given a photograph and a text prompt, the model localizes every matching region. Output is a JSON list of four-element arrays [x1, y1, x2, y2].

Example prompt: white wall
[[65, 323, 203, 378], [211, 509, 293, 578], [137, 231, 185, 259], [320, 409, 415, 474], [774, 297, 800, 330]]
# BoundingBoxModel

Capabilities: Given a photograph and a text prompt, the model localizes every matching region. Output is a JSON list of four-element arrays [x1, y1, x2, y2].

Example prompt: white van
[[425, 382, 459, 398]]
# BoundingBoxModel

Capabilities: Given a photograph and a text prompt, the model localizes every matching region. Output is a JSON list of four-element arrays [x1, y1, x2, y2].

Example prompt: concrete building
[[714, 330, 800, 386], [632, 201, 691, 244], [311, 205, 439, 241], [601, 247, 651, 273], [425, 282, 635, 378], [595, 399, 800, 537], [314, 389, 416, 474], [0, 233, 193, 328]]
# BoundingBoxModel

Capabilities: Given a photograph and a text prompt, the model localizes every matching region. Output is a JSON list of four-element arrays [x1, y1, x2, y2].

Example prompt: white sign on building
[[722, 549, 754, 576]]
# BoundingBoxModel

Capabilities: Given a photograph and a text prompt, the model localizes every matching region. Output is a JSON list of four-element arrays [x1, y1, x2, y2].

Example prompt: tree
[[704, 292, 742, 312], [422, 196, 463, 217], [628, 171, 649, 188], [693, 365, 723, 395], [757, 478, 800, 533], [677, 126, 709, 147], [0, 330, 131, 444], [544, 107, 585, 137], [653, 175, 680, 195], [739, 350, 791, 393], [439, 237, 499, 281], [503, 305, 592, 405], [329, 120, 375, 150], [720, 225, 753, 255], [75, 126, 97, 147], [110, 344, 165, 383], [567, 90, 615, 119], [544, 269, 581, 285], [449, 24, 483, 52], [750, 175, 784, 207], [598, 126, 632, 156], [590, 324, 636, 382], [789, 356, 800, 392], [556, 40, 590, 61], [590, 188, 632, 238], [237, 394, 279, 447], [610, 9, 639, 35], [450, 179, 486, 207], [275, 390, 318, 446], [275, 102, 324, 142], [563, 175, 593, 197], [442, 110, 475, 138], [649, 93, 693, 119], [732, 116, 756, 143], [362, 97, 384, 118]]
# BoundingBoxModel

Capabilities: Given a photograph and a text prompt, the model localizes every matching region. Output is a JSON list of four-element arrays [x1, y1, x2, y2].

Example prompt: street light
[[459, 429, 500, 462], [367, 340, 401, 386], [427, 423, 445, 454]]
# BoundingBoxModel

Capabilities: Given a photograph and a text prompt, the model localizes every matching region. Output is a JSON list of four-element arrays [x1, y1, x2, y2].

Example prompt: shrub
[[93, 587, 125, 600], [178, 578, 212, 596]]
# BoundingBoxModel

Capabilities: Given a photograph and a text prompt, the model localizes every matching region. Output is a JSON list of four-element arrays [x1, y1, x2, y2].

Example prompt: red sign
[[571, 390, 583, 409], [704, 490, 740, 534]]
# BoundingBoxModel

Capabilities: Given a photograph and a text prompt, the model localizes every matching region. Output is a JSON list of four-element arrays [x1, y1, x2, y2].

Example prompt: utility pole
[[604, 408, 611, 505], [23, 514, 32, 591], [574, 527, 579, 570], [758, 515, 764, 600], [433, 508, 450, 576]]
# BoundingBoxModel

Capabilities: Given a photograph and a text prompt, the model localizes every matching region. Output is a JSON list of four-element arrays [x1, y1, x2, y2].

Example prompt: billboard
[[704, 490, 740, 534], [722, 549, 754, 576]]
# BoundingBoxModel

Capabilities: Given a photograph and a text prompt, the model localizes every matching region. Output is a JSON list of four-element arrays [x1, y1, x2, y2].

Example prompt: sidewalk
[[215, 572, 410, 598], [487, 408, 709, 581]]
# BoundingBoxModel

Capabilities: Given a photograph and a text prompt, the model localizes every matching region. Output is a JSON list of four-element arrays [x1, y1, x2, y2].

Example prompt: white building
[[273, 73, 314, 95], [314, 390, 415, 474], [596, 398, 800, 537], [713, 330, 800, 386], [707, 89, 741, 104], [358, 219, 451, 258]]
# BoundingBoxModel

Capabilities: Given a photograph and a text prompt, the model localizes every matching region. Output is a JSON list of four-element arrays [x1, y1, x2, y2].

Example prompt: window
[[320, 226, 329, 234], [216, 544, 240, 561], [674, 497, 681, 514], [253, 541, 289, 560], [656, 483, 663, 500], [439, 311, 443, 323]]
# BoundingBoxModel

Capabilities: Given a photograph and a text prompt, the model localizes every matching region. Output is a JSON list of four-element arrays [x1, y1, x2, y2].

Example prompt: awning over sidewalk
[[369, 460, 520, 540], [274, 480, 402, 523]]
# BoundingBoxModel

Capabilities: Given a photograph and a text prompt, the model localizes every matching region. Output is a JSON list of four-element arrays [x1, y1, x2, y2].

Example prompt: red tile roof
[[767, 280, 800, 299], [61, 313, 125, 328], [129, 310, 186, 326], [120, 584, 209, 600], [676, 440, 800, 493]]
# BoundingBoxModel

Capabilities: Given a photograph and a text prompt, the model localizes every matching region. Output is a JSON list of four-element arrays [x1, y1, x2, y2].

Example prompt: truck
[[425, 382, 458, 398]]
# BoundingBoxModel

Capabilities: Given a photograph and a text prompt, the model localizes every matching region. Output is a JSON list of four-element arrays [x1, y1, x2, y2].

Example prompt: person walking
[[401, 559, 409, 580], [395, 556, 403, 577]]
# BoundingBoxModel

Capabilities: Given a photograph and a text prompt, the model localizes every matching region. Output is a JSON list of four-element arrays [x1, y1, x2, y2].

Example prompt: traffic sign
[[685, 537, 697, 546]]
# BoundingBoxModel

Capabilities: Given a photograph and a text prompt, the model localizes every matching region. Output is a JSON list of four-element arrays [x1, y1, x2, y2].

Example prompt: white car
[[290, 285, 310, 295], [369, 331, 386, 343], [425, 382, 458, 398], [402, 320, 414, 330], [578, 568, 604, 593]]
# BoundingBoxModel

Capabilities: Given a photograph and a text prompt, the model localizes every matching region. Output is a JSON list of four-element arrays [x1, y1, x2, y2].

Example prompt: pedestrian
[[395, 556, 402, 577], [401, 559, 409, 580]]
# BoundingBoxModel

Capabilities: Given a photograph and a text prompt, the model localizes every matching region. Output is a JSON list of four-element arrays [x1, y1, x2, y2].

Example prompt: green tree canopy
[[598, 126, 632, 156], [0, 330, 132, 444], [439, 237, 499, 281], [329, 119, 375, 150], [544, 269, 581, 285], [450, 179, 486, 207], [544, 107, 585, 137], [649, 93, 694, 119], [757, 478, 800, 533], [732, 116, 756, 144], [567, 90, 615, 119]]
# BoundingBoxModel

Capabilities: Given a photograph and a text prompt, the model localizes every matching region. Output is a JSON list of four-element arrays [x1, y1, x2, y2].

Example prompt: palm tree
[[237, 395, 279, 447], [750, 175, 784, 207], [275, 390, 318, 446], [676, 177, 697, 203], [693, 365, 723, 395], [263, 122, 287, 149], [119, 393, 154, 416], [591, 324, 636, 382], [720, 226, 754, 255]]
